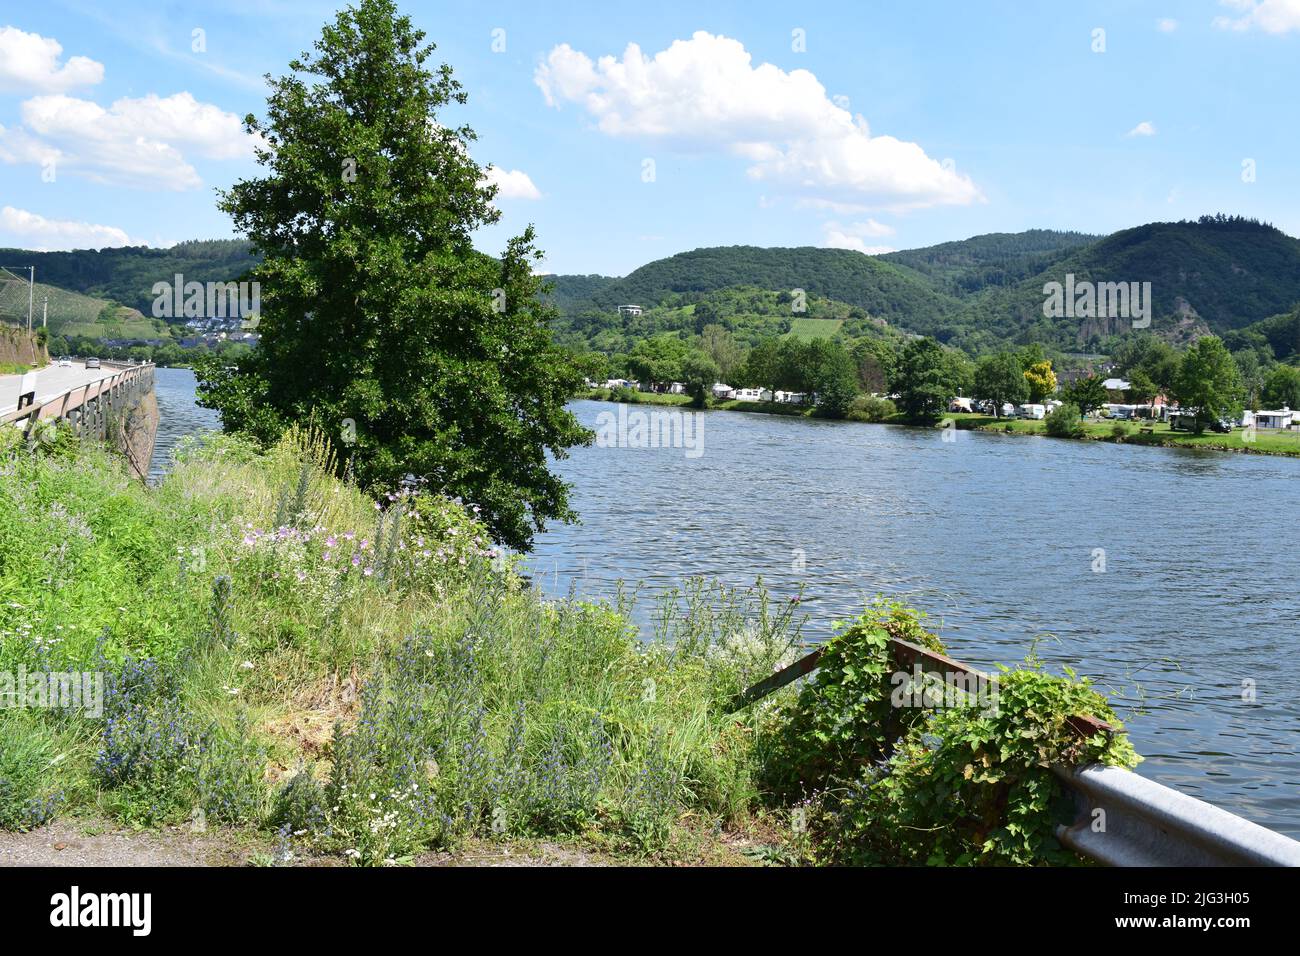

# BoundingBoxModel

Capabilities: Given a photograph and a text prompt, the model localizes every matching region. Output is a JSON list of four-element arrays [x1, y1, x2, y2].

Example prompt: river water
[[148, 379, 1300, 836]]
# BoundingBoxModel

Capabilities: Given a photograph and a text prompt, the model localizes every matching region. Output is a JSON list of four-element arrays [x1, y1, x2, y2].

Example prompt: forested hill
[[0, 239, 259, 316], [955, 217, 1300, 350], [545, 218, 1300, 355], [879, 229, 1098, 296], [548, 245, 961, 331]]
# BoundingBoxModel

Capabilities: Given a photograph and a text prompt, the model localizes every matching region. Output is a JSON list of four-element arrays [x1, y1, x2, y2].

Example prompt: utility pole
[[42, 294, 48, 328], [0, 265, 35, 330]]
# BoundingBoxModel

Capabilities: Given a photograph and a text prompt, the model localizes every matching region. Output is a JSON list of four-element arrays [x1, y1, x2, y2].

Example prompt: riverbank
[[582, 388, 1300, 458], [1, 423, 1139, 866]]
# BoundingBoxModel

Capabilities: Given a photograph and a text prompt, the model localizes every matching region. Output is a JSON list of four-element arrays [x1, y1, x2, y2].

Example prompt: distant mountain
[[546, 244, 961, 333], [954, 217, 1300, 349], [545, 218, 1300, 355], [0, 239, 258, 319]]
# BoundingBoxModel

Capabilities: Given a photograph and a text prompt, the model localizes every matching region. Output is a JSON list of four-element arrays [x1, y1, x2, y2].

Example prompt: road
[[0, 362, 119, 417]]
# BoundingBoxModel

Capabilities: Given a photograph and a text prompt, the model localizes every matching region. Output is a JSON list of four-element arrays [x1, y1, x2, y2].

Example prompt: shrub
[[808, 665, 1139, 866], [1045, 402, 1086, 438], [846, 395, 897, 423], [1110, 421, 1130, 440]]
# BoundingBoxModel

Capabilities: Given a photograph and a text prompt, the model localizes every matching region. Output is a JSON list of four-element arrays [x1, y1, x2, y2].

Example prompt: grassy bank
[[944, 413, 1300, 455], [581, 389, 1300, 458], [0, 427, 1138, 866]]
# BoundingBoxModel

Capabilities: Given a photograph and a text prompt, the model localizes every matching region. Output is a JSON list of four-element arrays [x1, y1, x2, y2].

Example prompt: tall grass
[[0, 425, 800, 861]]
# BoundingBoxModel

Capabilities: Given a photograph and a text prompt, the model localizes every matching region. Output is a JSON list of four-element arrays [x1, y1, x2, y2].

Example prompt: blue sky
[[1, 0, 1297, 275]]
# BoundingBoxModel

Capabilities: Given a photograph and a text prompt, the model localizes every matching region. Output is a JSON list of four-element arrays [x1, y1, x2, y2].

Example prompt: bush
[[808, 665, 1139, 866], [1045, 402, 1086, 438], [846, 395, 897, 423], [1110, 421, 1131, 440]]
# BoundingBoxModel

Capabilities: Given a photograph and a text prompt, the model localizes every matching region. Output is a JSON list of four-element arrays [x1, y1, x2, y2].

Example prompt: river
[[148, 378, 1300, 836]]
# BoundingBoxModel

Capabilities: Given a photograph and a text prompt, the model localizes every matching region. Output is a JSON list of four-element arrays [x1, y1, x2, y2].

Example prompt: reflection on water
[[528, 400, 1300, 836]]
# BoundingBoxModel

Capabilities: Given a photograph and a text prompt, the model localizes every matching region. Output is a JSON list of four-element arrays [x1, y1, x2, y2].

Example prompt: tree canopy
[[195, 0, 589, 551]]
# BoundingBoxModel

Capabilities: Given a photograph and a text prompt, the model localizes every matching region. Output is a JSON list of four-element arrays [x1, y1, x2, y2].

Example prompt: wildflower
[[363, 567, 374, 577], [323, 551, 333, 562], [351, 554, 361, 567], [325, 535, 337, 548]]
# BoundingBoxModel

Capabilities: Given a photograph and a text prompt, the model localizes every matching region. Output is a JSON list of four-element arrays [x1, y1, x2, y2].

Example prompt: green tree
[[804, 338, 859, 418], [851, 338, 898, 394], [1061, 375, 1108, 418], [975, 351, 1029, 416], [681, 351, 719, 408], [1125, 368, 1157, 416], [1262, 364, 1300, 410], [699, 324, 745, 382], [1233, 350, 1265, 412], [194, 0, 589, 552], [895, 338, 955, 422], [1173, 336, 1243, 433]]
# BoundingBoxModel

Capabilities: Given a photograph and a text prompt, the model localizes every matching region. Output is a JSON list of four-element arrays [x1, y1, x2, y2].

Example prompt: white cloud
[[0, 205, 142, 250], [535, 31, 980, 212], [1156, 18, 1179, 32], [482, 166, 542, 200], [822, 221, 896, 255], [0, 92, 257, 190], [1127, 121, 1157, 137], [0, 26, 103, 93], [1214, 0, 1300, 32]]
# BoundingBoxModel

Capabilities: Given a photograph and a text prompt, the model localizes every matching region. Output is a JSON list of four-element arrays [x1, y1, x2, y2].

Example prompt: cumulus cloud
[[535, 31, 980, 212], [822, 221, 897, 255], [1214, 0, 1300, 32], [0, 92, 256, 190], [0, 205, 140, 250], [482, 166, 542, 200], [0, 26, 103, 93], [1127, 120, 1157, 137]]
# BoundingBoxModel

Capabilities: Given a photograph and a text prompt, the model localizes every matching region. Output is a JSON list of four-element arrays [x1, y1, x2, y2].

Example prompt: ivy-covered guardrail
[[734, 603, 1300, 867]]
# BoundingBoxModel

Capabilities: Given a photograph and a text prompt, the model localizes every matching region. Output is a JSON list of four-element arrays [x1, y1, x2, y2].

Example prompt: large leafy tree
[[1262, 364, 1300, 409], [974, 351, 1029, 416], [1022, 360, 1057, 403], [195, 0, 589, 551], [895, 337, 956, 422], [1062, 374, 1108, 418], [1173, 336, 1243, 432]]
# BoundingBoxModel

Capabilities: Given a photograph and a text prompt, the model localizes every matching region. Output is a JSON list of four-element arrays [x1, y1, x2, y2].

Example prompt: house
[[732, 387, 773, 402], [1252, 408, 1295, 430], [616, 304, 644, 317], [711, 382, 735, 400]]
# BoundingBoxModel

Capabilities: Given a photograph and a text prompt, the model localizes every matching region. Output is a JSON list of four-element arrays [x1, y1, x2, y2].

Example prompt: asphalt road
[[0, 362, 119, 416]]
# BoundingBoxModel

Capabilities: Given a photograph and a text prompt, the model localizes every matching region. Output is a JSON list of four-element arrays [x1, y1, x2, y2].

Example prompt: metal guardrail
[[2, 361, 155, 442], [731, 636, 1300, 867]]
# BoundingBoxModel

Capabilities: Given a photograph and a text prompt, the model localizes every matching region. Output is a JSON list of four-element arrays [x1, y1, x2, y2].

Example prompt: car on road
[[56, 355, 74, 367], [84, 357, 101, 369]]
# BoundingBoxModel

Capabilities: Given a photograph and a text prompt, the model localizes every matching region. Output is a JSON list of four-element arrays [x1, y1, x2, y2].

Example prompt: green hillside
[[0, 277, 162, 338], [879, 229, 1098, 296], [955, 216, 1300, 350], [0, 239, 258, 316], [554, 245, 960, 331]]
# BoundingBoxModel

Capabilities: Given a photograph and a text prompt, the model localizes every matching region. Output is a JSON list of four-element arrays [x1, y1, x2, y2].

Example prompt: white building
[[776, 390, 808, 405], [711, 382, 735, 400], [1251, 408, 1295, 429], [616, 304, 643, 317], [732, 387, 773, 402], [1102, 377, 1131, 391]]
